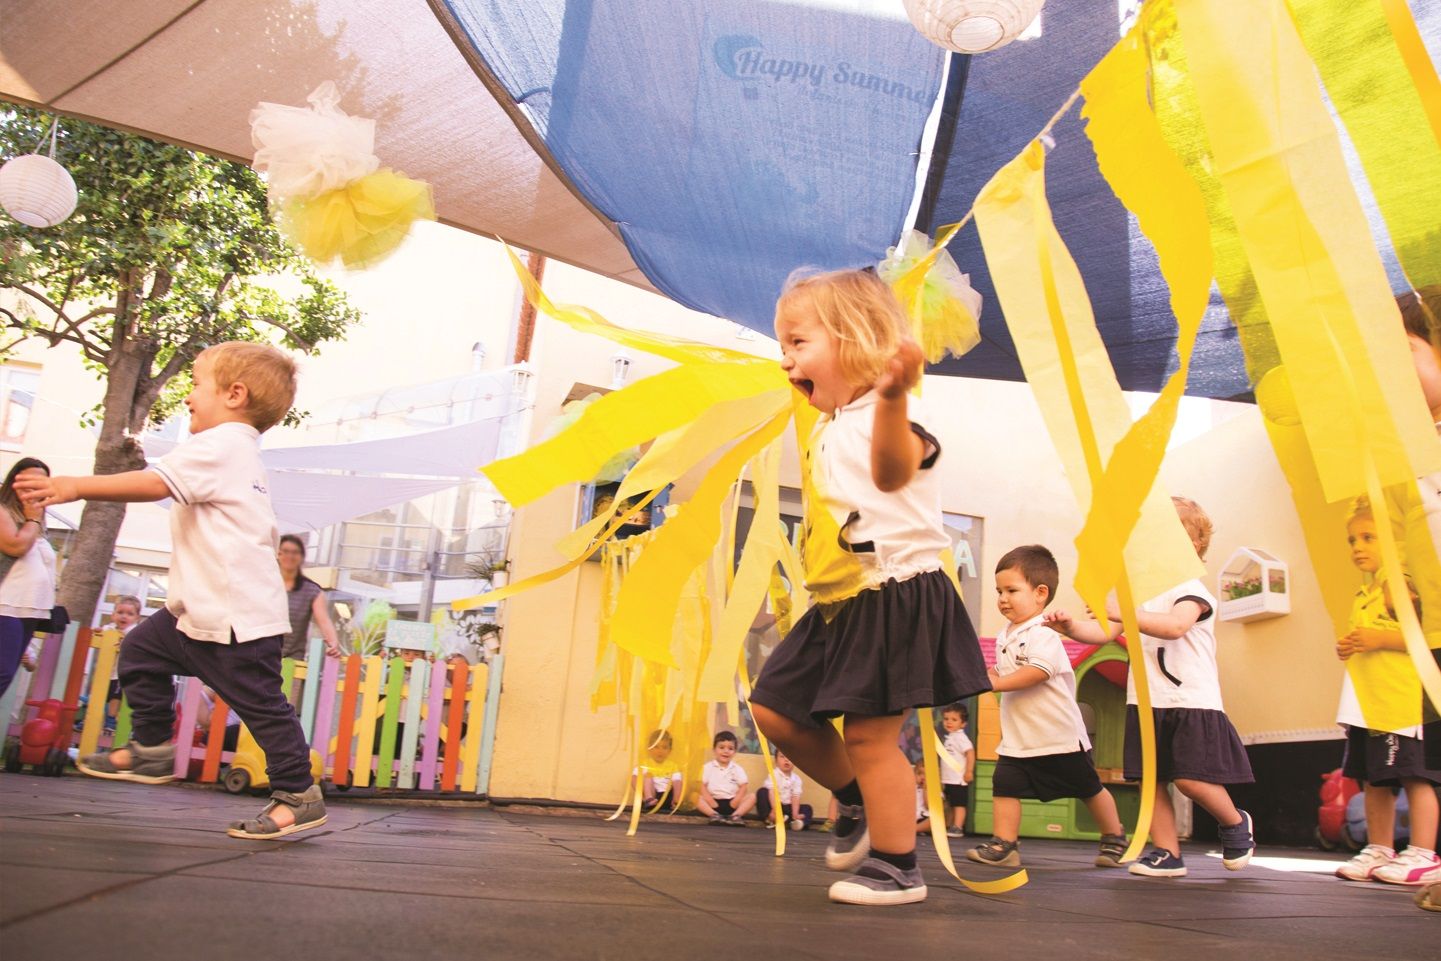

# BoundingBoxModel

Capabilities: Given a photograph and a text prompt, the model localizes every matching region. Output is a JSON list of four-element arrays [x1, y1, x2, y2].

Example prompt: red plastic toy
[[1316, 766, 1361, 850], [3, 698, 78, 777]]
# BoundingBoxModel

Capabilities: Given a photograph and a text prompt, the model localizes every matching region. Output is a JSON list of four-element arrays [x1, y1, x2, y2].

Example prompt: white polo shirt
[[767, 769, 803, 804], [940, 729, 974, 785], [995, 615, 1091, 757], [1126, 580, 1225, 711], [802, 390, 949, 603], [151, 422, 290, 644], [701, 758, 748, 800]]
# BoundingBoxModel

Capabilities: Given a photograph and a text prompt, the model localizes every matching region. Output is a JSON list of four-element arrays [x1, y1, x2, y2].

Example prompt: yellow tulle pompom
[[877, 229, 984, 362], [278, 169, 435, 269]]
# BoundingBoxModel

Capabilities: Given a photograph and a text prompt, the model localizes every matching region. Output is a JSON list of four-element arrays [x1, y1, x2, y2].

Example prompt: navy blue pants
[[119, 608, 312, 792], [0, 615, 37, 699], [755, 786, 814, 827]]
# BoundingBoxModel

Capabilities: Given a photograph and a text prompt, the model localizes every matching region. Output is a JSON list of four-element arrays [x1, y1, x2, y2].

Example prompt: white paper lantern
[[902, 0, 1046, 54], [0, 153, 78, 228]]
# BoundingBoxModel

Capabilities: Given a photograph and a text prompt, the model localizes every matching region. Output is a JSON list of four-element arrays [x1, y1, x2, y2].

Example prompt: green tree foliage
[[0, 106, 362, 622]]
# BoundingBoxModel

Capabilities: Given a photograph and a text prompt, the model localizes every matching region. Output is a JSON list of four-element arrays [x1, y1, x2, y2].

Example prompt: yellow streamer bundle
[[279, 168, 435, 268]]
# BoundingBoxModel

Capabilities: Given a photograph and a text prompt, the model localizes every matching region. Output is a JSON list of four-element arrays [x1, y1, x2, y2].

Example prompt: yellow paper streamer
[[1175, 0, 1441, 716], [975, 142, 1164, 863], [1378, 0, 1441, 147], [1288, 0, 1441, 289], [920, 707, 1029, 894]]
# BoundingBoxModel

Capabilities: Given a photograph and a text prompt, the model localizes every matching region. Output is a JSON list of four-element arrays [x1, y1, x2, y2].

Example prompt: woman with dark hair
[[277, 533, 340, 660], [0, 457, 56, 696]]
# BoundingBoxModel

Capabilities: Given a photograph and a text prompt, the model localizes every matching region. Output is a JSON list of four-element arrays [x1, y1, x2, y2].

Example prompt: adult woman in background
[[0, 458, 56, 696], [277, 533, 341, 660]]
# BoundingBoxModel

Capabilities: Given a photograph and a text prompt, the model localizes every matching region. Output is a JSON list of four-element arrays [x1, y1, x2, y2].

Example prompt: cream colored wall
[[1160, 408, 1345, 743], [492, 359, 1349, 806]]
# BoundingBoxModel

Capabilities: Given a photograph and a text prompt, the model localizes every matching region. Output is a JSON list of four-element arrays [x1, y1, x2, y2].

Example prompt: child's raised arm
[[1044, 609, 1112, 644], [871, 339, 926, 492], [15, 470, 171, 507], [1103, 597, 1205, 640]]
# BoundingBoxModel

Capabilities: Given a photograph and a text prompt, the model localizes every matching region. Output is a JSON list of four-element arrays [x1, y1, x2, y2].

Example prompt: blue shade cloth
[[439, 0, 944, 337]]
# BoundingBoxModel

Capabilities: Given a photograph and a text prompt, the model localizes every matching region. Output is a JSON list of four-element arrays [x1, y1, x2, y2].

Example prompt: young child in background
[[939, 703, 974, 839], [747, 267, 991, 905], [102, 595, 143, 729], [18, 342, 325, 840], [698, 730, 755, 825], [634, 729, 683, 809], [970, 546, 1127, 870], [756, 751, 813, 830], [1333, 499, 1439, 885], [1048, 497, 1256, 877]]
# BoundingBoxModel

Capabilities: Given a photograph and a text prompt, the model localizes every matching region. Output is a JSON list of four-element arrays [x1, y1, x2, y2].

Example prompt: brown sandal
[[226, 785, 327, 839]]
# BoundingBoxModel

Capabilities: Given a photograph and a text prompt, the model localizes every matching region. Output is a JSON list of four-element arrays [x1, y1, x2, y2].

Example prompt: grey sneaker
[[226, 784, 328, 840], [77, 740, 175, 784], [1095, 832, 1128, 868], [829, 857, 928, 905], [967, 836, 1021, 867], [946, 827, 966, 839], [1219, 810, 1255, 870], [825, 802, 870, 871]]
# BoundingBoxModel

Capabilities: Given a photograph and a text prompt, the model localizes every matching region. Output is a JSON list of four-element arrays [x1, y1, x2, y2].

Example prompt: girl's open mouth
[[790, 378, 814, 398]]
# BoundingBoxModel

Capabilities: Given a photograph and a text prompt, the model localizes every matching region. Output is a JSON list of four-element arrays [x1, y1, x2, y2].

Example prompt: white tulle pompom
[[902, 0, 1045, 54], [250, 81, 379, 200]]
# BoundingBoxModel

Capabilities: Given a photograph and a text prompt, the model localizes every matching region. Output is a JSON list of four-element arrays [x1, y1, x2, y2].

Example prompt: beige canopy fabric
[[0, 0, 653, 288]]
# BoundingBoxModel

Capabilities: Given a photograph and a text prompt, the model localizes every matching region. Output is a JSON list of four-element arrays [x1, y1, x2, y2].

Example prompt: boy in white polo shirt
[[18, 342, 324, 840], [966, 545, 1126, 870], [697, 730, 755, 825]]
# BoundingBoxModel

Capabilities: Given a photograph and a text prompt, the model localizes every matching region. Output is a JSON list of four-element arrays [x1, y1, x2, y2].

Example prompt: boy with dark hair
[[968, 545, 1127, 870], [698, 730, 755, 825]]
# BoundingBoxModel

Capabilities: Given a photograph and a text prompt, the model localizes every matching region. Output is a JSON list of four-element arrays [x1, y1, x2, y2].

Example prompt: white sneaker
[[1373, 847, 1441, 886], [1336, 844, 1396, 881]]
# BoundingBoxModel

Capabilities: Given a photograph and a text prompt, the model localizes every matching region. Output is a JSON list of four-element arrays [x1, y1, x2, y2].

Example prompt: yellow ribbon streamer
[[1378, 0, 1441, 148], [1288, 0, 1441, 289], [1175, 0, 1441, 716], [920, 707, 1029, 894]]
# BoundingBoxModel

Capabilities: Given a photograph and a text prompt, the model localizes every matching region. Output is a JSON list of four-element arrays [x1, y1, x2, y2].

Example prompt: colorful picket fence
[[1, 626, 504, 795]]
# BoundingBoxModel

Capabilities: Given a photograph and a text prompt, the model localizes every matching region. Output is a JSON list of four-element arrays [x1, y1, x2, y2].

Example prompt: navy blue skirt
[[1123, 705, 1254, 785], [749, 569, 990, 728]]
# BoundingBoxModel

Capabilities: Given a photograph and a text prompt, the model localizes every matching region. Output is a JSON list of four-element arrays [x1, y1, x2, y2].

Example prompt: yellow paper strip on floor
[[1288, 0, 1441, 289], [920, 707, 1028, 894], [1175, 0, 1441, 717]]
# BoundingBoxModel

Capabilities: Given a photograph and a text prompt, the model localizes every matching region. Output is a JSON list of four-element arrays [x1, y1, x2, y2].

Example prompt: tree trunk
[[54, 289, 154, 625]]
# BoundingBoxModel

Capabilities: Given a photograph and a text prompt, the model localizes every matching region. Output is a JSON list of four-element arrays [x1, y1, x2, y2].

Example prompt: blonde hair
[[196, 342, 297, 432], [1171, 496, 1213, 561], [775, 268, 907, 387], [1347, 496, 1373, 527]]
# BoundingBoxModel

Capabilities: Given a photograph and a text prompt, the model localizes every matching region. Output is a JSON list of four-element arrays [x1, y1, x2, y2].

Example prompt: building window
[[0, 365, 41, 449]]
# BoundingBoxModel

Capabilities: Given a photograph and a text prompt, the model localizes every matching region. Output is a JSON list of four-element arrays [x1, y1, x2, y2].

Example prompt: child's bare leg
[[1173, 777, 1242, 827], [1148, 782, 1181, 855], [841, 713, 913, 854], [696, 796, 719, 818], [1361, 784, 1397, 848], [992, 796, 1022, 842], [751, 704, 854, 790], [1403, 778, 1438, 850], [1081, 788, 1125, 837], [951, 805, 966, 829], [731, 793, 758, 819]]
